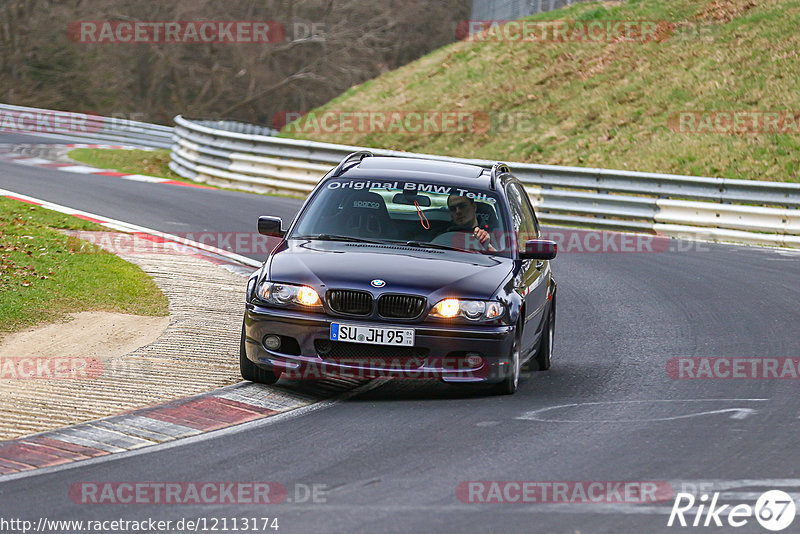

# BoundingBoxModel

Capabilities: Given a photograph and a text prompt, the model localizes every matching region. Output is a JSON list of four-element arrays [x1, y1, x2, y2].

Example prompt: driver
[[445, 194, 496, 252]]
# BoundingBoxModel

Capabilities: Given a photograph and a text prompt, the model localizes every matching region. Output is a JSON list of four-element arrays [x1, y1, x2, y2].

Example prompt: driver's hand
[[473, 227, 496, 252]]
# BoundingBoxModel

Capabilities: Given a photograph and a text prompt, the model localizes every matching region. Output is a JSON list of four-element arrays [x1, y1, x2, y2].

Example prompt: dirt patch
[[0, 237, 246, 440], [695, 0, 757, 22], [0, 311, 168, 360]]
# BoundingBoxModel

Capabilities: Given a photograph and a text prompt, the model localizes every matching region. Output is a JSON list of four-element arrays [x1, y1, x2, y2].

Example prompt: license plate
[[331, 323, 415, 346]]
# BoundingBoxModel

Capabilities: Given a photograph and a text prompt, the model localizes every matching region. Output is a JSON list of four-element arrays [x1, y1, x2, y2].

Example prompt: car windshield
[[291, 178, 512, 256]]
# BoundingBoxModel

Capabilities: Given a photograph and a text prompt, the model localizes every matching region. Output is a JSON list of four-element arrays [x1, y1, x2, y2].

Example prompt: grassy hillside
[[282, 0, 800, 182]]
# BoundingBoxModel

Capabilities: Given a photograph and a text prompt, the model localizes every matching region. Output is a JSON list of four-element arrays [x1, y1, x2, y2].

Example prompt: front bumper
[[243, 303, 515, 383]]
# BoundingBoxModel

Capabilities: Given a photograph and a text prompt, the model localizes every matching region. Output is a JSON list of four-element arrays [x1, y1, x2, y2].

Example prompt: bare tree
[[0, 0, 471, 125]]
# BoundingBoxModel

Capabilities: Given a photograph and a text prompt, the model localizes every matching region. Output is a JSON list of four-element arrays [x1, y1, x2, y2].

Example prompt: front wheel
[[240, 318, 280, 385], [534, 299, 555, 371], [493, 321, 521, 395]]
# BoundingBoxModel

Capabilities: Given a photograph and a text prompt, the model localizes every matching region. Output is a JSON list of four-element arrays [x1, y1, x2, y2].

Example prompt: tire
[[493, 321, 522, 395], [534, 298, 555, 372], [239, 318, 280, 385]]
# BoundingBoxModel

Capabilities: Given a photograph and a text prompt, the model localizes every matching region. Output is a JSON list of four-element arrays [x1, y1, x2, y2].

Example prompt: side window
[[505, 184, 522, 251], [506, 183, 537, 253], [514, 183, 539, 239]]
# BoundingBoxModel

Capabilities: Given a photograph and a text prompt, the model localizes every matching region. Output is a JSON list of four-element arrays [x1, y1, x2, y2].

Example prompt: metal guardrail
[[0, 103, 173, 148], [471, 0, 587, 22], [168, 115, 800, 247], [5, 103, 796, 247]]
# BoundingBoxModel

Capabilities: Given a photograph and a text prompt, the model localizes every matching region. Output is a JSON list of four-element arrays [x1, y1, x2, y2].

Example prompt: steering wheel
[[431, 229, 489, 251]]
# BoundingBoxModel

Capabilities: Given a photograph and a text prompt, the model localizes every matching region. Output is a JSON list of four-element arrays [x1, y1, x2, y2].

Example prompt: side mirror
[[521, 239, 557, 260], [258, 216, 284, 238]]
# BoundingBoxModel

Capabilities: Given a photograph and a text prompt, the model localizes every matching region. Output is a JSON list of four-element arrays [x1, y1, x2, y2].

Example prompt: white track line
[[0, 379, 388, 482], [0, 187, 261, 268]]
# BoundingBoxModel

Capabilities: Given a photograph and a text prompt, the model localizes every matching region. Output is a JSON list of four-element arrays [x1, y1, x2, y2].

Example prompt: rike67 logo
[[668, 490, 796, 531]]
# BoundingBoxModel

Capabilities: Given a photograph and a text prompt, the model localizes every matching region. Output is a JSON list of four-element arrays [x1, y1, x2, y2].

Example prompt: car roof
[[334, 156, 494, 189]]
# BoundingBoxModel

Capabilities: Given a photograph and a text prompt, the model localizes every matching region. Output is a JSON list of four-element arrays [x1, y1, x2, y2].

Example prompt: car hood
[[267, 240, 512, 300]]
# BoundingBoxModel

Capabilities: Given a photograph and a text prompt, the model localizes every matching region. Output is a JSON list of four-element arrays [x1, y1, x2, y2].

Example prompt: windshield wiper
[[292, 234, 384, 244], [399, 240, 466, 252]]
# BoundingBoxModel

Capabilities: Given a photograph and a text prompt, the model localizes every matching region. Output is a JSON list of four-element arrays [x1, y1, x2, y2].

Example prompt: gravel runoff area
[[0, 233, 249, 440]]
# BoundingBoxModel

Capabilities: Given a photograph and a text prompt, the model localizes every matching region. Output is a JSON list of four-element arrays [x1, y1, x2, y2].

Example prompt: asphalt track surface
[[1, 133, 800, 533]]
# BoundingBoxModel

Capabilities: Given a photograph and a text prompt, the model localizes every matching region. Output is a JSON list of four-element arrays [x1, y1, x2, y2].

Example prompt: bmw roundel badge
[[371, 279, 386, 288]]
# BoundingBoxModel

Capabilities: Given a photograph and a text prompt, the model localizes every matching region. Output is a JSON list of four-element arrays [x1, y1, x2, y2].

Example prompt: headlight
[[462, 300, 485, 320], [430, 299, 504, 321], [256, 281, 321, 308]]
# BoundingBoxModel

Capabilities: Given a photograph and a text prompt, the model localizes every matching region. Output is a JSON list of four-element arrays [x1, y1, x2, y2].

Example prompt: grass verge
[[67, 148, 188, 181], [0, 197, 169, 334], [67, 148, 306, 198]]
